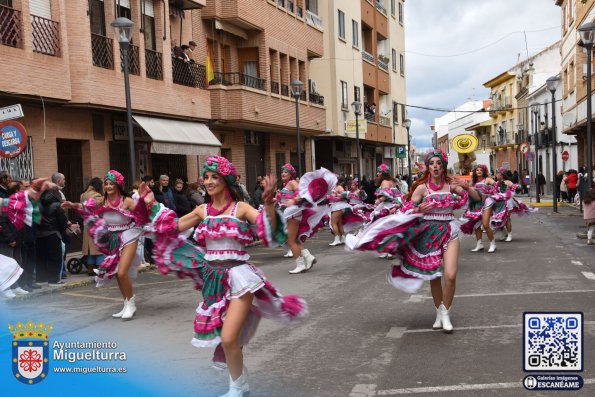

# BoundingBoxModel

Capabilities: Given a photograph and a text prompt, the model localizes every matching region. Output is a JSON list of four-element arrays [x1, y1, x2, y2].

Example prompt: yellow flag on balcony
[[206, 40, 215, 86]]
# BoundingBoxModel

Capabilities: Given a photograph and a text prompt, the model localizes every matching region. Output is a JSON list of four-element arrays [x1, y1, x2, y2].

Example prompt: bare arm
[[176, 204, 205, 232]]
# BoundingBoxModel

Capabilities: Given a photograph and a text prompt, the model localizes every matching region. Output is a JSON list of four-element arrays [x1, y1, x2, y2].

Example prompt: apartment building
[[555, 0, 594, 175], [0, 0, 326, 199], [310, 0, 408, 179]]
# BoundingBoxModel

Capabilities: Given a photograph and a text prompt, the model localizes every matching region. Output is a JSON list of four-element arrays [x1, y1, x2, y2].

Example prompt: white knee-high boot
[[439, 303, 453, 333], [432, 306, 442, 329], [112, 299, 128, 318], [219, 367, 249, 397], [471, 240, 484, 252]]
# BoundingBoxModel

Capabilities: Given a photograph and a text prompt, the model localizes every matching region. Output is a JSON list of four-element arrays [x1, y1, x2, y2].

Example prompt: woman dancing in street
[[140, 155, 307, 397], [282, 167, 337, 273], [328, 176, 350, 246], [328, 178, 370, 245], [62, 171, 144, 320], [277, 164, 299, 258], [460, 164, 496, 252], [347, 150, 480, 333]]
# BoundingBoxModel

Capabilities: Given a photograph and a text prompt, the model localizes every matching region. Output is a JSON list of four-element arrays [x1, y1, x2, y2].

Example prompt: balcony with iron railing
[[362, 50, 374, 64], [0, 4, 22, 48], [120, 44, 140, 75], [270, 81, 280, 94], [308, 92, 324, 106], [376, 0, 387, 16], [172, 57, 207, 88], [91, 33, 114, 69], [31, 14, 60, 56], [211, 72, 266, 91], [281, 84, 290, 97], [377, 56, 389, 72], [145, 49, 163, 80], [306, 10, 323, 30]]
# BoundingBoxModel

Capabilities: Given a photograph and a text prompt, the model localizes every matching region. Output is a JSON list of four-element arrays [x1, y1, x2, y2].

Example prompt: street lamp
[[291, 79, 304, 177], [531, 102, 540, 203], [517, 123, 524, 173], [579, 22, 595, 191], [403, 118, 412, 186], [546, 75, 560, 213], [111, 17, 136, 184], [351, 100, 362, 178]]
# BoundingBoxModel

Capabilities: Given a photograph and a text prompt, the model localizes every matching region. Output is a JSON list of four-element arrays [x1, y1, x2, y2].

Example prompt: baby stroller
[[67, 255, 88, 274]]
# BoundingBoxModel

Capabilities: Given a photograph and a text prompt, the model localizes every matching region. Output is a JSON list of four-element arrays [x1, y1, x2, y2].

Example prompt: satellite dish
[[380, 103, 388, 115]]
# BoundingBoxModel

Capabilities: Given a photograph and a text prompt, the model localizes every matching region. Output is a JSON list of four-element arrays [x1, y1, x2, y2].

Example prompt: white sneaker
[[471, 240, 484, 252], [289, 257, 307, 274], [329, 235, 342, 246], [1, 289, 16, 299], [505, 232, 512, 242], [283, 249, 293, 258], [13, 287, 29, 295], [488, 241, 496, 253]]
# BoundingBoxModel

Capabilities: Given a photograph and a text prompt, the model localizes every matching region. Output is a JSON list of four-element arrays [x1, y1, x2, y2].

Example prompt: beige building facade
[[310, 0, 408, 179]]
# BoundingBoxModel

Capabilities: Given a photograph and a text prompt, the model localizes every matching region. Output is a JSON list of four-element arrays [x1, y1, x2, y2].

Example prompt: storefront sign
[[396, 145, 406, 159], [0, 120, 28, 158], [345, 119, 367, 133], [113, 121, 151, 142], [0, 104, 24, 122]]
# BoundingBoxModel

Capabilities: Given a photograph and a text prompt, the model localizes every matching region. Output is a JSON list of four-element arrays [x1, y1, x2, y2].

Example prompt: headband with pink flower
[[202, 155, 239, 187], [281, 163, 297, 179], [377, 163, 391, 177], [104, 170, 125, 187], [425, 149, 449, 166]]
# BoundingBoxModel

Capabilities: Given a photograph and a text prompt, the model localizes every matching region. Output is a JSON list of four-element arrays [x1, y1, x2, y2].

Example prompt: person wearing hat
[[187, 40, 198, 63], [139, 156, 307, 397], [62, 170, 144, 321], [347, 149, 481, 333]]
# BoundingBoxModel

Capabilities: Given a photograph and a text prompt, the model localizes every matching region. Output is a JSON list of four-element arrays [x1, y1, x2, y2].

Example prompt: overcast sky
[[405, 0, 562, 149]]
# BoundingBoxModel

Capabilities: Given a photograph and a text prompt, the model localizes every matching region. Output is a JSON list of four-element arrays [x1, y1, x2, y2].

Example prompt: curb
[[10, 265, 157, 301]]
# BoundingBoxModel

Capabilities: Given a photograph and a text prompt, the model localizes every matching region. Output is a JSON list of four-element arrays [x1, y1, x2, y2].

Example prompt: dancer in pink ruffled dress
[[347, 150, 480, 333], [140, 156, 307, 397], [459, 164, 496, 252]]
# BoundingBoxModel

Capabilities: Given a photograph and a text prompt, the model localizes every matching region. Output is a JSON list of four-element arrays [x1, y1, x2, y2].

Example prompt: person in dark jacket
[[172, 178, 192, 217], [252, 179, 265, 209], [36, 187, 68, 286]]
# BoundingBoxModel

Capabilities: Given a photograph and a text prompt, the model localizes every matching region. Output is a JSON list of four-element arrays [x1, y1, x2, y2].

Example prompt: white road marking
[[417, 289, 595, 300], [571, 260, 584, 266], [61, 292, 122, 301], [351, 379, 595, 396], [581, 271, 595, 281], [403, 321, 595, 334], [385, 327, 407, 339]]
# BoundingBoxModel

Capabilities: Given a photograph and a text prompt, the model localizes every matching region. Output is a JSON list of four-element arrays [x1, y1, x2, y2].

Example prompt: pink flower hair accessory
[[377, 163, 391, 177], [202, 155, 239, 187], [104, 170, 125, 187], [425, 149, 449, 166], [281, 163, 297, 179]]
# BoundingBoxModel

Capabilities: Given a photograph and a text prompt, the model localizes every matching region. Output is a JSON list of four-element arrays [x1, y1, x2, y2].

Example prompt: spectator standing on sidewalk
[[583, 189, 595, 245], [537, 172, 546, 196], [155, 175, 177, 211], [37, 186, 68, 286], [559, 171, 569, 202], [566, 169, 578, 203], [80, 177, 104, 276], [19, 179, 41, 291]]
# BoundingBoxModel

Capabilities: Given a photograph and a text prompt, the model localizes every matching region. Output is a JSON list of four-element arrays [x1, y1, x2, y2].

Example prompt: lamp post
[[291, 80, 304, 177], [403, 118, 412, 186], [111, 17, 136, 184], [579, 22, 595, 191], [351, 100, 362, 178], [517, 123, 524, 173], [531, 102, 540, 203], [546, 75, 560, 213], [482, 133, 486, 154]]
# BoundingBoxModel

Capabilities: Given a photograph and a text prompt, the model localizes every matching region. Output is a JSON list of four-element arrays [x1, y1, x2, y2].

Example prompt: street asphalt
[[1, 203, 594, 397]]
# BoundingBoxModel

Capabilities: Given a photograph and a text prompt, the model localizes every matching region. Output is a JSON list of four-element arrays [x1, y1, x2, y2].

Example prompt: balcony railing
[[299, 91, 307, 101], [277, 0, 285, 7], [211, 72, 266, 91], [377, 57, 389, 71], [0, 4, 22, 48], [145, 49, 163, 80], [281, 84, 290, 97], [172, 57, 206, 88], [31, 14, 60, 56], [271, 81, 280, 94], [376, 0, 387, 15], [309, 92, 324, 106], [91, 33, 114, 69], [121, 44, 140, 75], [379, 115, 391, 127], [364, 112, 376, 122], [297, 5, 303, 17], [287, 0, 294, 13], [306, 10, 323, 29], [362, 50, 374, 63]]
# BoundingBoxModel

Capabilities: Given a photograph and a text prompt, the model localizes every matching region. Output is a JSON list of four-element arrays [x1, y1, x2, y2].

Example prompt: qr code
[[523, 313, 583, 372]]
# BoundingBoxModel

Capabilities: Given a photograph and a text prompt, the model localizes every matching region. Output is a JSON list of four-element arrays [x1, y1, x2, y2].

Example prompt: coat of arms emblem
[[8, 321, 53, 384]]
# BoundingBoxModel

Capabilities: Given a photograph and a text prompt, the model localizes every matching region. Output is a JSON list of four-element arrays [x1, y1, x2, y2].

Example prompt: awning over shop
[[132, 115, 221, 156]]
